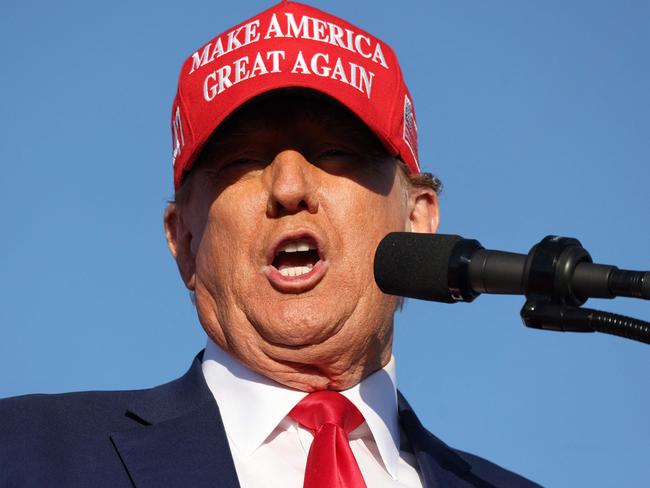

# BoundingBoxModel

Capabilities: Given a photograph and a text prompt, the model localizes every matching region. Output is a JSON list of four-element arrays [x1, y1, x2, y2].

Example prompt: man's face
[[165, 91, 438, 391]]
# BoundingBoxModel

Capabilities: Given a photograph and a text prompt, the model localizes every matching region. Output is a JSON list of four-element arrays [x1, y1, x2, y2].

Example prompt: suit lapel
[[110, 355, 240, 488], [398, 392, 472, 488]]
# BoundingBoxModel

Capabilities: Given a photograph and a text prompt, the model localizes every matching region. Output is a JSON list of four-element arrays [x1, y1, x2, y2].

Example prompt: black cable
[[521, 301, 650, 345], [586, 308, 650, 345]]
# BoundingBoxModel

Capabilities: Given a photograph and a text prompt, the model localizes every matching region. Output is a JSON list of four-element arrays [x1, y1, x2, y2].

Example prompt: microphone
[[374, 232, 650, 304]]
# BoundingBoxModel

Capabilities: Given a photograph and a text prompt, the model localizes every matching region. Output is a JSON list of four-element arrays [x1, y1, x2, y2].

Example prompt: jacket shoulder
[[397, 391, 540, 487], [0, 390, 139, 487], [454, 449, 542, 487], [0, 354, 205, 436], [1, 389, 133, 436], [0, 355, 209, 487]]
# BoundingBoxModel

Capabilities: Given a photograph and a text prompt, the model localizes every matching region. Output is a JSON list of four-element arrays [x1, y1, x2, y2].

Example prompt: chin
[[268, 366, 358, 393], [254, 298, 351, 345]]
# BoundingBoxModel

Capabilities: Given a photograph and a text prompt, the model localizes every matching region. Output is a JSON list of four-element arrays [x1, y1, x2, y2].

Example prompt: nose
[[266, 150, 319, 218]]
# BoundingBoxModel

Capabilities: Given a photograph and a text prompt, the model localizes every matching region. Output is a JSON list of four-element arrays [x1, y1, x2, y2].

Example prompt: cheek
[[321, 180, 406, 293], [215, 181, 267, 237], [324, 181, 405, 241], [195, 185, 266, 288]]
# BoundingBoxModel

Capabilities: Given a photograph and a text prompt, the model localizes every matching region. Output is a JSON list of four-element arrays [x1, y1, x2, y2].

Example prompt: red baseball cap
[[171, 0, 420, 190]]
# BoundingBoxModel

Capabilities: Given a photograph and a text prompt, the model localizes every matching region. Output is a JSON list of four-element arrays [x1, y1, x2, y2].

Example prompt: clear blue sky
[[1, 1, 649, 486]]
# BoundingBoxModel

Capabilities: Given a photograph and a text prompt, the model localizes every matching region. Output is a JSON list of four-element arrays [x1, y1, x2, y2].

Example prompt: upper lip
[[265, 228, 326, 267]]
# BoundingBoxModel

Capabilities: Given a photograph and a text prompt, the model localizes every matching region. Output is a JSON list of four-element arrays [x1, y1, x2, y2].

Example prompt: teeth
[[278, 240, 316, 254], [283, 242, 298, 253], [278, 265, 314, 277]]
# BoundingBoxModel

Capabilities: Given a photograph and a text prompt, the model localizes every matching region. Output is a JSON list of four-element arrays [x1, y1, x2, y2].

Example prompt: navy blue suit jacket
[[1, 353, 539, 487]]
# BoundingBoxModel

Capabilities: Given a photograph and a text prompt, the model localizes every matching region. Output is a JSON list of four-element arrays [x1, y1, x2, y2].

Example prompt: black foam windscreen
[[373, 232, 463, 302]]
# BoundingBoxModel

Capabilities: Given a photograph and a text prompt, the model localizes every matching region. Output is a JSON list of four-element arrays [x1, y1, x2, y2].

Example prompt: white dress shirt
[[201, 339, 423, 487]]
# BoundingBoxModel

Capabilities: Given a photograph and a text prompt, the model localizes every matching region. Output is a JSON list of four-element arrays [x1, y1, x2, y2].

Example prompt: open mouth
[[272, 239, 321, 277], [264, 232, 328, 291]]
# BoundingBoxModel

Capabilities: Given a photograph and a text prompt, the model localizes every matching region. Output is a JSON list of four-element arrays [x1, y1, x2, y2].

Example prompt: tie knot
[[289, 391, 365, 434]]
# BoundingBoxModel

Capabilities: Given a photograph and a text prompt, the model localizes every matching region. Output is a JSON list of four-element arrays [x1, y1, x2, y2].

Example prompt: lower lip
[[263, 260, 329, 293]]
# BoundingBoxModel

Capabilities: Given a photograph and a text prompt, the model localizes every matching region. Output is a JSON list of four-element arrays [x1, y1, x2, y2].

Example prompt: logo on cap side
[[403, 95, 419, 170], [172, 106, 185, 167]]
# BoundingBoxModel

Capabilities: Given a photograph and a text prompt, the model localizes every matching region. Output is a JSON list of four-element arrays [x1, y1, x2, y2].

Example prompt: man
[[1, 2, 538, 486]]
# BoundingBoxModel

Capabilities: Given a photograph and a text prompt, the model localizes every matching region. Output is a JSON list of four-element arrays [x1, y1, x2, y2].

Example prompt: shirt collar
[[201, 338, 401, 479]]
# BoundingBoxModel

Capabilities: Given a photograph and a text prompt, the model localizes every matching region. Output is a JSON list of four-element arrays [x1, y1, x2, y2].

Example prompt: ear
[[406, 186, 440, 234], [164, 203, 197, 290]]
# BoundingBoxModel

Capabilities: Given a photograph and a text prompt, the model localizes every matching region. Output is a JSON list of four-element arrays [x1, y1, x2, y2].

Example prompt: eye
[[317, 148, 353, 159], [217, 157, 269, 177], [313, 148, 364, 167], [203, 156, 267, 184], [223, 157, 262, 168]]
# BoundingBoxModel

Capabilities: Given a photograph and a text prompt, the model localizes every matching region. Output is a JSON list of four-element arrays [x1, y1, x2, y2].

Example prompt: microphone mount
[[515, 235, 650, 344]]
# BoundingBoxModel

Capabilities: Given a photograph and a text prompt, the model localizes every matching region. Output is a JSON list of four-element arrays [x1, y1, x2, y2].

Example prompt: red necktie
[[289, 391, 367, 488]]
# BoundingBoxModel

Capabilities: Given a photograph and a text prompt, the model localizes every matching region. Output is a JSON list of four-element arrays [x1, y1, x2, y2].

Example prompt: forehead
[[200, 89, 388, 155]]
